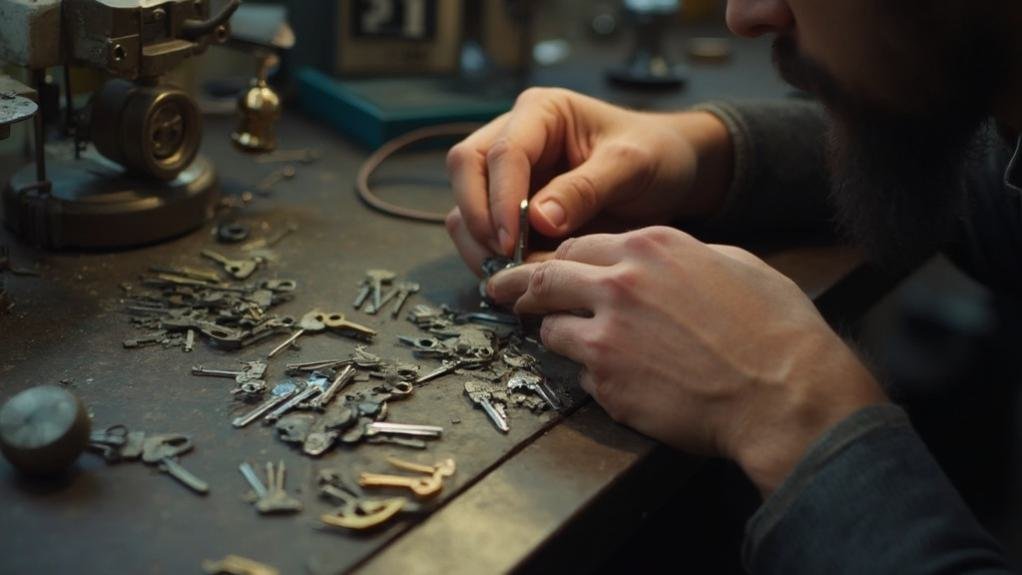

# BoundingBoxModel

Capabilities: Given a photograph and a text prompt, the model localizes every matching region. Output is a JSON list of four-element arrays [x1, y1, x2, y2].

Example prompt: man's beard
[[772, 34, 996, 272]]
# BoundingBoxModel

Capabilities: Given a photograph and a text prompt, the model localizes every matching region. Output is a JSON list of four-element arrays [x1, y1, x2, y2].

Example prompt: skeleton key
[[311, 365, 356, 409], [387, 457, 456, 478], [321, 313, 376, 340], [263, 377, 327, 424], [200, 250, 258, 280], [320, 497, 406, 530], [465, 381, 509, 433], [232, 381, 298, 428], [389, 282, 420, 319], [365, 269, 396, 311], [255, 460, 303, 514], [507, 370, 561, 410], [267, 310, 326, 358], [239, 461, 268, 498], [358, 471, 443, 497]]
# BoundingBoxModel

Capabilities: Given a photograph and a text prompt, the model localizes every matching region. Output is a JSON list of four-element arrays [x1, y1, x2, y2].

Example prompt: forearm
[[745, 404, 1012, 574]]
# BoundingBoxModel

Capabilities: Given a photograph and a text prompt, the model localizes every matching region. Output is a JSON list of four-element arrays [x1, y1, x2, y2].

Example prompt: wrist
[[670, 110, 733, 219], [731, 333, 888, 497]]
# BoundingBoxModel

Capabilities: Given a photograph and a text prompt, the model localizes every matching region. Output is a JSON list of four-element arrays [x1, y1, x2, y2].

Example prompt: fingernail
[[538, 200, 566, 228], [498, 227, 512, 255]]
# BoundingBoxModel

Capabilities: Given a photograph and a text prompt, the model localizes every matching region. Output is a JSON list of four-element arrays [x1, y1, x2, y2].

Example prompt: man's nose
[[725, 0, 794, 38]]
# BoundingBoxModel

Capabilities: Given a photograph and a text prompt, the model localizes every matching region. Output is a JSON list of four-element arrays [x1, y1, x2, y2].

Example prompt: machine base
[[3, 155, 218, 249]]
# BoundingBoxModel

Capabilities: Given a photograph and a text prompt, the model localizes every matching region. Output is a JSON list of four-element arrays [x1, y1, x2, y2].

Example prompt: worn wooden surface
[[0, 26, 866, 575]]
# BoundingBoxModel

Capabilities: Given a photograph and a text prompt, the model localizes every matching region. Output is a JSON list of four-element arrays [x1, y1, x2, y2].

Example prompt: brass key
[[358, 471, 443, 497]]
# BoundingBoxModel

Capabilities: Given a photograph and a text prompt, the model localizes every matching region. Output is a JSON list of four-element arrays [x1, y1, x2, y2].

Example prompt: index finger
[[448, 115, 511, 254]]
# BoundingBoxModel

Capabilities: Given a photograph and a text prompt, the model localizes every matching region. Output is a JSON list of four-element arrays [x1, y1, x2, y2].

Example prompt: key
[[387, 456, 456, 478], [311, 365, 356, 409], [200, 250, 258, 280], [414, 357, 486, 384], [255, 460, 303, 514], [514, 198, 529, 264], [232, 381, 298, 428], [365, 421, 444, 438], [389, 281, 420, 319], [254, 165, 296, 195], [239, 461, 268, 498], [321, 312, 376, 340], [507, 370, 561, 410], [263, 377, 328, 424], [365, 269, 396, 312], [358, 471, 443, 497], [159, 457, 210, 494], [184, 329, 195, 352], [363, 287, 398, 315], [267, 309, 326, 358], [365, 435, 428, 449], [465, 381, 509, 433], [142, 434, 209, 495], [192, 365, 243, 378], [320, 497, 407, 530]]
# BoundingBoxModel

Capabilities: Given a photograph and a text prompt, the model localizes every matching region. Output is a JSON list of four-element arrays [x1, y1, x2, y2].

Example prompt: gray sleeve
[[690, 99, 835, 235], [744, 404, 1011, 574]]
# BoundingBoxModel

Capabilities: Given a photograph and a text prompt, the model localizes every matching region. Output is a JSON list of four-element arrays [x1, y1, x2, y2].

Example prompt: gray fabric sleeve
[[744, 404, 1010, 574], [690, 99, 835, 236]]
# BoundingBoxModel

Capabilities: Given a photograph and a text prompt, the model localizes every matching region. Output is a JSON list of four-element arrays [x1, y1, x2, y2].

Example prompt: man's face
[[725, 0, 1001, 270]]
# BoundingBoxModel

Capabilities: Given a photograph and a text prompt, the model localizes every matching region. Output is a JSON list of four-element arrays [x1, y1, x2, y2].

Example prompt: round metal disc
[[0, 386, 90, 475], [0, 93, 37, 128]]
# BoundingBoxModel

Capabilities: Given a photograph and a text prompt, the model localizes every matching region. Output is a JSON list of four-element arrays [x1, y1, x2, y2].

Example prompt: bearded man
[[445, 0, 1021, 572]]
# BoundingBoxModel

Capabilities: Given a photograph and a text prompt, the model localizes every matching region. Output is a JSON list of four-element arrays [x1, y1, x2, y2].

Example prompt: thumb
[[529, 143, 650, 236]]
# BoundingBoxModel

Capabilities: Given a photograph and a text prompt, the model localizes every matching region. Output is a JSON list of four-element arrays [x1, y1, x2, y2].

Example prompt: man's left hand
[[487, 226, 887, 496]]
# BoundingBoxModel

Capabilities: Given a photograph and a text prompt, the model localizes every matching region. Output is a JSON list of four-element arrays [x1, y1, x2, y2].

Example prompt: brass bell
[[232, 53, 281, 153]]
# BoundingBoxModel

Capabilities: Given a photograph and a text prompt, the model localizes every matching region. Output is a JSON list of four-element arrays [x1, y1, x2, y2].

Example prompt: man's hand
[[487, 226, 887, 496], [445, 88, 733, 273]]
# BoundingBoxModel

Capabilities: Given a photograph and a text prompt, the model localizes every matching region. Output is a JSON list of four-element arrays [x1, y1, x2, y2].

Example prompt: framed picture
[[336, 0, 463, 75]]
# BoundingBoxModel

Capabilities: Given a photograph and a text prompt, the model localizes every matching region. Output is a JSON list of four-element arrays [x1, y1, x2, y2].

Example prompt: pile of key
[[121, 256, 298, 352], [317, 457, 456, 530], [399, 304, 562, 433], [352, 269, 420, 318], [88, 425, 209, 494], [192, 360, 269, 399]]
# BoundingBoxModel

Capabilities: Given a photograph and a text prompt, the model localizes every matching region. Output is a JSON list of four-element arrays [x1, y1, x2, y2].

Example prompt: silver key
[[255, 460, 303, 514], [353, 280, 371, 309], [364, 287, 398, 315], [267, 309, 326, 358], [200, 249, 258, 280], [465, 381, 509, 433], [507, 370, 561, 410], [239, 461, 268, 498], [390, 281, 420, 319], [191, 365, 241, 378], [263, 376, 328, 424], [159, 457, 210, 494], [365, 421, 444, 438], [232, 381, 298, 428], [365, 269, 396, 311], [311, 365, 356, 409]]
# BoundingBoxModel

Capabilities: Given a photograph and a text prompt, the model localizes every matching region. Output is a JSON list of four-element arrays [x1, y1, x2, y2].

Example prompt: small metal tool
[[263, 376, 328, 424], [267, 310, 326, 358], [311, 365, 356, 410], [364, 422, 443, 438], [141, 434, 209, 494], [514, 198, 529, 264], [507, 370, 561, 411], [321, 312, 377, 340], [365, 269, 396, 311], [390, 281, 420, 319]]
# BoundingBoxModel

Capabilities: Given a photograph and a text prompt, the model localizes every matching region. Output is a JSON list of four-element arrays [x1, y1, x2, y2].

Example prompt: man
[[445, 0, 1020, 572]]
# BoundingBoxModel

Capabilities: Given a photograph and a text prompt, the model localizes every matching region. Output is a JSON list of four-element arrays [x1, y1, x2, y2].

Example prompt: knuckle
[[605, 141, 654, 175], [485, 138, 516, 164], [562, 173, 599, 214], [553, 237, 576, 260], [514, 86, 553, 107], [599, 266, 641, 301], [444, 208, 462, 235], [528, 262, 553, 297], [445, 143, 471, 172]]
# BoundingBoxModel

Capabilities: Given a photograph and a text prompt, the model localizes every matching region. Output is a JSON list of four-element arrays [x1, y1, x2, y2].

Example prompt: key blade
[[239, 462, 268, 498], [480, 400, 510, 433], [161, 457, 210, 494]]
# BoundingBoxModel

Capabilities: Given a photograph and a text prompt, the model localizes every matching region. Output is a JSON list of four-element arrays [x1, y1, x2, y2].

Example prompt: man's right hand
[[445, 87, 734, 273]]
